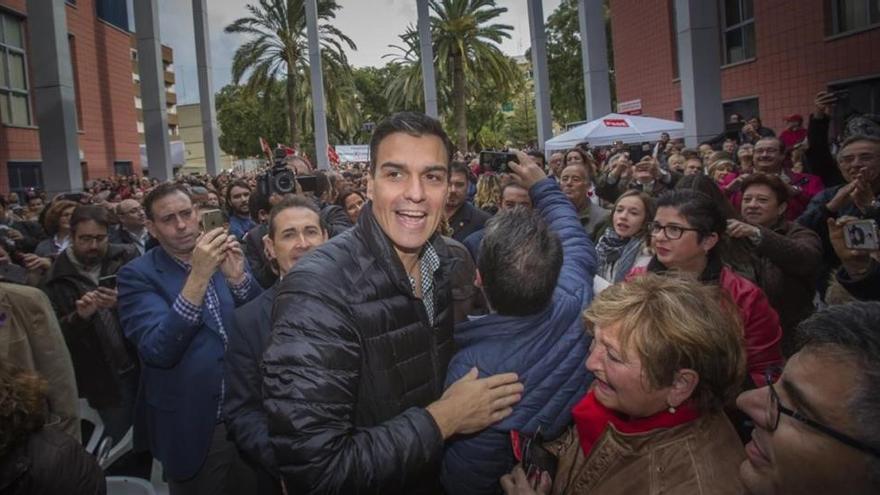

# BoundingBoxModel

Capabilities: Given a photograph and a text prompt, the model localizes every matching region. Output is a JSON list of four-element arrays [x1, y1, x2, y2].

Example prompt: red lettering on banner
[[603, 119, 630, 127]]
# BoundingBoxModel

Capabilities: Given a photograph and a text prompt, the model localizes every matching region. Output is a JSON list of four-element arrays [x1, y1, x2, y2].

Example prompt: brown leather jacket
[[547, 412, 745, 495]]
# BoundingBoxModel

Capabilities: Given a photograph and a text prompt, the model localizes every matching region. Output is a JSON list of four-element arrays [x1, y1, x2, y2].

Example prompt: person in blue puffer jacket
[[441, 150, 597, 494]]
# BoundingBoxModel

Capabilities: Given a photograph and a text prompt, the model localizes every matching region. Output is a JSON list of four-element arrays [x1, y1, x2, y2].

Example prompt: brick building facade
[[0, 0, 177, 197], [610, 0, 880, 136]]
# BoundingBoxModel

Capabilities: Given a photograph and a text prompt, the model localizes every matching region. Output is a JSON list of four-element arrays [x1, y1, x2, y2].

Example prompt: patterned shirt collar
[[407, 241, 441, 326]]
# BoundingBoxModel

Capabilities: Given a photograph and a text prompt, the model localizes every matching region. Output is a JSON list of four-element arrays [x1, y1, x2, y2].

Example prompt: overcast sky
[[157, 0, 563, 105]]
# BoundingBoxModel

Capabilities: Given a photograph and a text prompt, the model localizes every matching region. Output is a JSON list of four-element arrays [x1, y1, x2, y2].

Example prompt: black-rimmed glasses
[[647, 221, 701, 240], [764, 368, 880, 458]]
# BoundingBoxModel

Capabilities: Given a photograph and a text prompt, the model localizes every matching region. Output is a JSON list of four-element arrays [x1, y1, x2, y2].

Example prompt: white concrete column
[[675, 0, 724, 146], [417, 0, 438, 118], [305, 0, 329, 170], [578, 0, 612, 120], [134, 0, 173, 180], [527, 0, 552, 149], [192, 0, 221, 175], [27, 0, 82, 194]]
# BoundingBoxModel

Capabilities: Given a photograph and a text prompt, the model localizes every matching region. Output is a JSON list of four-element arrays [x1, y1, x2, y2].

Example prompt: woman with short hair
[[501, 275, 747, 495]]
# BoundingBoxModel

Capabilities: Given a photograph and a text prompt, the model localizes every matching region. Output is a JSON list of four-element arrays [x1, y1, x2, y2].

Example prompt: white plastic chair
[[78, 398, 105, 455]]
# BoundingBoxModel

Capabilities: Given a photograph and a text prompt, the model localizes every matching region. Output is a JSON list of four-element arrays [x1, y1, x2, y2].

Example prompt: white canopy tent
[[545, 113, 685, 151]]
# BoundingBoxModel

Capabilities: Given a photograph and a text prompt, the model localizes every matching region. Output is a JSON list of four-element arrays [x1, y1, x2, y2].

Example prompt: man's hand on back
[[508, 150, 547, 191], [426, 367, 523, 439]]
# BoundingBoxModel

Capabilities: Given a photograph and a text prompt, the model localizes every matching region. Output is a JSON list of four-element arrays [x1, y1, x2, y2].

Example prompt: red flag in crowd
[[259, 137, 272, 160], [328, 145, 340, 167]]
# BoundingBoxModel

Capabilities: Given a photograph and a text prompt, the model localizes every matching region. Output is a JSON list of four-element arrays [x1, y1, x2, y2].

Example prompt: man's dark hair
[[527, 150, 546, 164], [248, 187, 271, 223], [796, 302, 880, 487], [655, 189, 726, 240], [739, 173, 791, 205], [449, 161, 471, 183], [500, 182, 528, 199], [313, 170, 333, 199], [478, 208, 562, 316], [268, 196, 326, 239], [225, 180, 251, 209], [368, 112, 454, 175], [70, 205, 112, 235], [143, 183, 191, 221]]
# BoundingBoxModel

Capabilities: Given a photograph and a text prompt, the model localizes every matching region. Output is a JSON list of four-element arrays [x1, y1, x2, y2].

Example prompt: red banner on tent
[[603, 119, 630, 128]]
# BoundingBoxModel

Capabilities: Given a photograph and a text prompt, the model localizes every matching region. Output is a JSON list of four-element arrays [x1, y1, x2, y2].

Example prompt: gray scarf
[[596, 227, 644, 283]]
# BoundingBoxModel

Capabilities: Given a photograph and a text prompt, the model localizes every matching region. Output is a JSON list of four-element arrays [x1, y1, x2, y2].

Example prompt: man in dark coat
[[43, 205, 139, 443], [445, 161, 490, 242], [224, 196, 329, 495], [263, 112, 524, 494]]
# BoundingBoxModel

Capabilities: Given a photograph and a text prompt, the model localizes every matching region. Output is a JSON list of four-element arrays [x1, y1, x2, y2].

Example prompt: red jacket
[[628, 262, 784, 386]]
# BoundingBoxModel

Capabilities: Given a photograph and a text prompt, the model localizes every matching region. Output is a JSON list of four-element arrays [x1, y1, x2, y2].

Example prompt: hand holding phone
[[200, 209, 226, 233], [479, 151, 518, 174]]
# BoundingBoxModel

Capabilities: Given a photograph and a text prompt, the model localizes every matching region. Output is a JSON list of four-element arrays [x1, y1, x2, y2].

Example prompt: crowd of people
[[0, 89, 878, 495]]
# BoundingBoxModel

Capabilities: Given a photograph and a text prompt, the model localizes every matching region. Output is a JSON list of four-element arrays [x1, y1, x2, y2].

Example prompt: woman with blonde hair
[[474, 173, 502, 215], [501, 275, 747, 495]]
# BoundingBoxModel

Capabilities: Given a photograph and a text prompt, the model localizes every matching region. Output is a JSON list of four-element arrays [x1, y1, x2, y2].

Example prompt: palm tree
[[430, 0, 517, 152], [225, 0, 356, 150]]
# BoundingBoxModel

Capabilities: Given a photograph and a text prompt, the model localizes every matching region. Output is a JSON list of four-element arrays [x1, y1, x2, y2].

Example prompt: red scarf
[[571, 389, 700, 457]]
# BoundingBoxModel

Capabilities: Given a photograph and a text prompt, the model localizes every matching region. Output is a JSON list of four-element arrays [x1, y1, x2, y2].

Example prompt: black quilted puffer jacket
[[263, 202, 454, 494]]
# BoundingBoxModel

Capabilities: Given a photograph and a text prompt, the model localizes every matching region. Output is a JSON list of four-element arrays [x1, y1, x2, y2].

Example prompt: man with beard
[[729, 137, 824, 220], [43, 205, 139, 443], [111, 199, 150, 255], [225, 196, 329, 494], [445, 161, 490, 242], [226, 180, 256, 241]]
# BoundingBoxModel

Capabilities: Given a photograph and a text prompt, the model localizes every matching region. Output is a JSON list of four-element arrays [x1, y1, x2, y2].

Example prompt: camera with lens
[[258, 148, 320, 196], [258, 148, 298, 196]]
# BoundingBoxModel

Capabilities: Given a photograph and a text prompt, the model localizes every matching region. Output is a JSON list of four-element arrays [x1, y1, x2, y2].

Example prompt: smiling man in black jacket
[[263, 112, 523, 494]]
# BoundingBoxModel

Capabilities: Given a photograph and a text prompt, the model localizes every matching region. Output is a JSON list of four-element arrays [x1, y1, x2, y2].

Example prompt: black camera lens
[[273, 169, 296, 194]]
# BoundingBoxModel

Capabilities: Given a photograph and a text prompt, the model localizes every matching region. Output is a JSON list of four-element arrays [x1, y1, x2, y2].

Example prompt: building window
[[828, 77, 880, 131], [830, 0, 880, 35], [114, 161, 133, 176], [69, 34, 83, 130], [0, 13, 31, 126], [670, 0, 680, 79], [96, 0, 129, 31], [7, 161, 43, 197], [723, 97, 760, 122], [721, 0, 755, 65]]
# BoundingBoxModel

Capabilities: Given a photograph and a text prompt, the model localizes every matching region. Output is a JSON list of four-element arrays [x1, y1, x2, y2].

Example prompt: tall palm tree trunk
[[451, 50, 468, 152], [286, 65, 301, 149]]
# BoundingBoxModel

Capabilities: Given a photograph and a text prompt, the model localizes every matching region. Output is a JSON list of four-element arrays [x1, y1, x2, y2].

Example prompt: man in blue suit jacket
[[223, 196, 328, 495], [441, 152, 597, 494], [118, 183, 261, 494]]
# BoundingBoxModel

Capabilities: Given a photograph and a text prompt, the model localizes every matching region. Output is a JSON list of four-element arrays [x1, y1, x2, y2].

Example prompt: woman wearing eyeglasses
[[501, 275, 747, 495], [628, 189, 784, 388]]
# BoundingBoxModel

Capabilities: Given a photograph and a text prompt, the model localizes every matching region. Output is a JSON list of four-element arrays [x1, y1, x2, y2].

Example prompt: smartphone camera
[[843, 219, 879, 251], [479, 151, 518, 174]]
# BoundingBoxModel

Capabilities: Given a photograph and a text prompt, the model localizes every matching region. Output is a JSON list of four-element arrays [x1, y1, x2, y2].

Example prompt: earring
[[668, 405, 677, 414]]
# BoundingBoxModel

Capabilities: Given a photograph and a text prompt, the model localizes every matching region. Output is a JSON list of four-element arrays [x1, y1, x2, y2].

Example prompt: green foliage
[[225, 0, 359, 148], [216, 83, 288, 158], [544, 0, 615, 126]]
